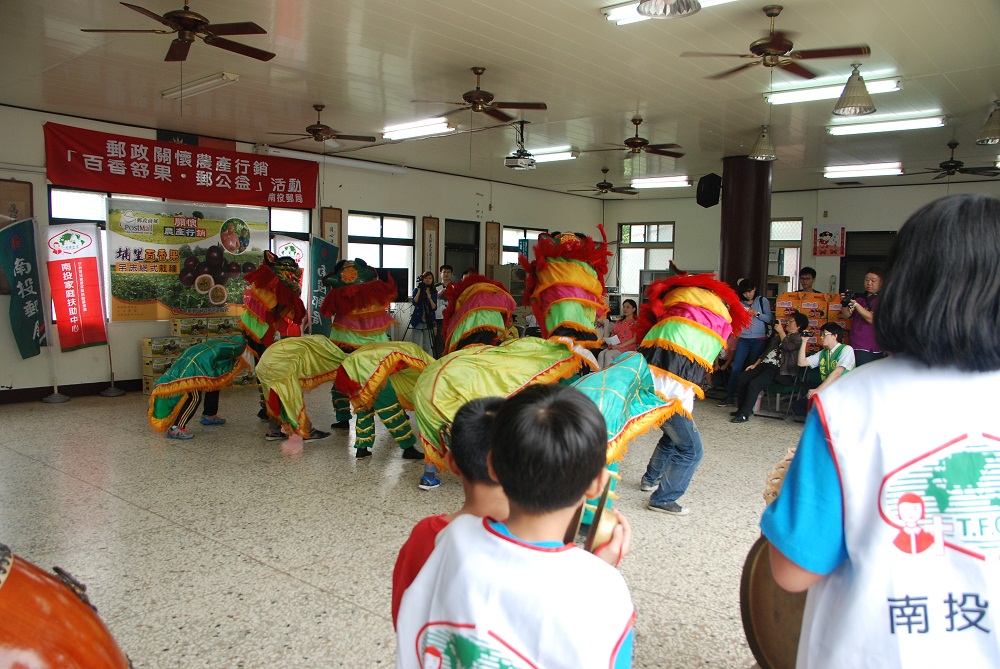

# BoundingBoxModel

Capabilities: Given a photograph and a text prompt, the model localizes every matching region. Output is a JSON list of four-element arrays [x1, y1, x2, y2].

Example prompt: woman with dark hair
[[721, 278, 772, 406], [409, 271, 438, 356], [730, 310, 807, 423], [598, 298, 640, 369], [760, 194, 1000, 668], [845, 266, 884, 365]]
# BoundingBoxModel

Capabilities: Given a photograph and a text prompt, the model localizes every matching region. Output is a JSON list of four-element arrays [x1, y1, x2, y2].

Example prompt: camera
[[840, 291, 856, 308]]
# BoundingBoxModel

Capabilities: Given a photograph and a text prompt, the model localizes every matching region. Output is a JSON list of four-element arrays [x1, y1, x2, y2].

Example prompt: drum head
[[739, 535, 806, 669]]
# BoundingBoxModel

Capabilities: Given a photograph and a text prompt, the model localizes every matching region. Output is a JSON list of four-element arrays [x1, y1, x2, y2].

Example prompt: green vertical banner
[[310, 236, 339, 338], [0, 219, 46, 359]]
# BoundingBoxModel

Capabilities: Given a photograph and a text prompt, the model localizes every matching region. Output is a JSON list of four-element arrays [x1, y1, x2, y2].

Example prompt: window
[[269, 207, 309, 233], [501, 226, 545, 265], [769, 218, 803, 291], [618, 222, 674, 296], [347, 211, 415, 287]]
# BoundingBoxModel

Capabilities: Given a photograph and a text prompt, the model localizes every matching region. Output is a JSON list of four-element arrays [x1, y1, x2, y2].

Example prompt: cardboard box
[[827, 302, 845, 318], [171, 317, 209, 337], [142, 375, 155, 395], [142, 337, 188, 357], [142, 355, 178, 377], [799, 299, 827, 320], [207, 316, 240, 336]]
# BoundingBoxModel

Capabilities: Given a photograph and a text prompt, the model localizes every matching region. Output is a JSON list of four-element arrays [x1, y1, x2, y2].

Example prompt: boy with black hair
[[396, 384, 634, 669], [798, 321, 855, 399], [391, 396, 508, 628], [798, 266, 817, 293]]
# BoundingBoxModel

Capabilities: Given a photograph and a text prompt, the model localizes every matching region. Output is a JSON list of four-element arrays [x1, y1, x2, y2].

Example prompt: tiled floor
[[0, 385, 804, 668]]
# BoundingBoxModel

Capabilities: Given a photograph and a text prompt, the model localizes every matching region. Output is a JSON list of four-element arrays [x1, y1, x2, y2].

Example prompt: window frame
[[617, 221, 675, 298], [501, 225, 546, 265], [346, 209, 416, 287]]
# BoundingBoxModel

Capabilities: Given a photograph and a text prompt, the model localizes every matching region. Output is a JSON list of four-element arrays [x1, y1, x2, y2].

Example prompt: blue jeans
[[643, 413, 704, 505], [726, 337, 766, 402]]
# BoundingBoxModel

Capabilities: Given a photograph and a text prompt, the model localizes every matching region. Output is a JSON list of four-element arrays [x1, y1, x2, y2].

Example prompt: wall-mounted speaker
[[697, 173, 722, 208]]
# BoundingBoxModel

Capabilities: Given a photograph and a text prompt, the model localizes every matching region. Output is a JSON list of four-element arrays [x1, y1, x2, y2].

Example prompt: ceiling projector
[[504, 149, 536, 170]]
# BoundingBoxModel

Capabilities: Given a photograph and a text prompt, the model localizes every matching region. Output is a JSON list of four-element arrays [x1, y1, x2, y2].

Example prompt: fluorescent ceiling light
[[529, 147, 580, 163], [766, 78, 901, 105], [824, 162, 903, 178], [828, 115, 946, 136], [631, 175, 692, 188], [382, 117, 455, 140], [161, 72, 239, 100], [601, 0, 735, 25]]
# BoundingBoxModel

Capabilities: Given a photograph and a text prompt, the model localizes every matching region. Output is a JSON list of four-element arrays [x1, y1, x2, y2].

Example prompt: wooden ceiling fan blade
[[646, 143, 682, 150], [610, 187, 639, 195], [645, 147, 685, 158], [269, 132, 312, 137], [493, 102, 548, 110], [708, 62, 760, 80], [81, 28, 171, 33], [202, 35, 276, 61], [165, 38, 192, 62], [778, 60, 817, 79], [932, 172, 951, 180], [792, 45, 871, 60], [207, 21, 267, 36], [959, 167, 1000, 177], [484, 107, 515, 122], [680, 51, 750, 58], [411, 99, 467, 106], [120, 2, 175, 27], [330, 134, 379, 143], [270, 137, 311, 146], [568, 188, 599, 193]]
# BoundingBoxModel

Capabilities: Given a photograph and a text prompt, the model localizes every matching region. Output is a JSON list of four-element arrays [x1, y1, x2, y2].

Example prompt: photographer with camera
[[843, 267, 884, 366], [408, 271, 438, 357]]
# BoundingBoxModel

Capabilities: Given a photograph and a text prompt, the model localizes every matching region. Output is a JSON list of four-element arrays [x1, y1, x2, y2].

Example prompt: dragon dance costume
[[147, 335, 248, 432], [322, 259, 429, 454]]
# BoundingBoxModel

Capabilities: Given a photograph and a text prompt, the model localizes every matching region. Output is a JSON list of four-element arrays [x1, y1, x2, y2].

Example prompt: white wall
[[0, 106, 603, 390]]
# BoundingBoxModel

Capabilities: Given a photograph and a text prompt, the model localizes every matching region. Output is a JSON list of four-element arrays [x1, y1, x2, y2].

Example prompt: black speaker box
[[697, 173, 722, 208]]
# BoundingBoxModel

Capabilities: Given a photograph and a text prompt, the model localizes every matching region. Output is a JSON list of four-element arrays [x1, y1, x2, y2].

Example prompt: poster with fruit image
[[107, 197, 268, 320]]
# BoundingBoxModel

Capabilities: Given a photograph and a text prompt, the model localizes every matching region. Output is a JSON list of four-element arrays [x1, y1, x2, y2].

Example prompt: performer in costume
[[148, 335, 248, 440], [634, 267, 750, 515], [320, 258, 396, 429], [322, 259, 430, 459], [239, 251, 307, 419], [255, 334, 344, 451]]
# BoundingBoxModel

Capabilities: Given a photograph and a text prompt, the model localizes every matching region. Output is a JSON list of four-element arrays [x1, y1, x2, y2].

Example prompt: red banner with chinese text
[[43, 122, 317, 209], [45, 224, 108, 351]]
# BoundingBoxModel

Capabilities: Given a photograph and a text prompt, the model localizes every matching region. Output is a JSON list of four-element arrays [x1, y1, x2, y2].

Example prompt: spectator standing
[[433, 264, 453, 357], [798, 266, 817, 293], [846, 267, 884, 366], [721, 278, 772, 406], [409, 271, 437, 356]]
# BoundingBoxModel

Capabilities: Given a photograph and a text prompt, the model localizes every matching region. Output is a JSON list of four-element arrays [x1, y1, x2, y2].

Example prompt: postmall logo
[[879, 433, 1000, 559], [47, 229, 93, 255], [276, 243, 303, 265]]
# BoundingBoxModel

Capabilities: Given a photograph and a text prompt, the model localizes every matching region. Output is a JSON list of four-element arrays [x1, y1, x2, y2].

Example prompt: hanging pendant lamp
[[832, 64, 876, 116], [748, 125, 777, 161], [976, 100, 1000, 145]]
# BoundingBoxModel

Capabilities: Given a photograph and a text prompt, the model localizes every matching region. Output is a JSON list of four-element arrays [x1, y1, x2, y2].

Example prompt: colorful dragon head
[[520, 228, 611, 349], [441, 273, 517, 353], [319, 258, 396, 350], [239, 250, 306, 346]]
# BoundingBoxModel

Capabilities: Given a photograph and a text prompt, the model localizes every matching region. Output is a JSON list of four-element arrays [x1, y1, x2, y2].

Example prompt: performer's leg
[[354, 408, 376, 456], [203, 390, 220, 417], [330, 388, 353, 427], [647, 414, 703, 512], [246, 338, 269, 419], [373, 383, 417, 451], [174, 390, 202, 430]]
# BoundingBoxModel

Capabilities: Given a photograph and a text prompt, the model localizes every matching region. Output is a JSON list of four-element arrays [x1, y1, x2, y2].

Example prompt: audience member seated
[[791, 322, 855, 415], [598, 299, 639, 369], [730, 311, 807, 423]]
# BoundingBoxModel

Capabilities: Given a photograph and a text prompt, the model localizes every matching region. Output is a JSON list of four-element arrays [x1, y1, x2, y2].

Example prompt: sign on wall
[[0, 219, 45, 359], [813, 226, 846, 257], [45, 224, 108, 351], [273, 235, 311, 326], [108, 198, 268, 320], [44, 122, 318, 209]]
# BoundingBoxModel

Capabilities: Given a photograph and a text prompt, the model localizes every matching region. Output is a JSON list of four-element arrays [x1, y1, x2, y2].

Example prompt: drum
[[0, 542, 131, 668], [739, 535, 806, 669]]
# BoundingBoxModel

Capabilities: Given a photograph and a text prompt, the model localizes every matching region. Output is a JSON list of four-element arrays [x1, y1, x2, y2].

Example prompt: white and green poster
[[107, 198, 268, 320]]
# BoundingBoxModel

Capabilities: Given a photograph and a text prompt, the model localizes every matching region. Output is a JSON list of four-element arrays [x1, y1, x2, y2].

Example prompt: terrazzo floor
[[0, 384, 805, 668]]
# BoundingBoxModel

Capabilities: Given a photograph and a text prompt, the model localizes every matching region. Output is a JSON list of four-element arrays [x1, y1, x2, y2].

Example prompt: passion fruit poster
[[107, 197, 268, 320]]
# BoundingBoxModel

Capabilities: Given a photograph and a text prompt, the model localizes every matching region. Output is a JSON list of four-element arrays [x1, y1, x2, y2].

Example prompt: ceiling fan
[[913, 141, 1000, 180], [581, 117, 684, 159], [81, 2, 275, 62], [413, 66, 547, 123], [681, 5, 869, 80], [269, 105, 377, 146], [569, 168, 639, 196]]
